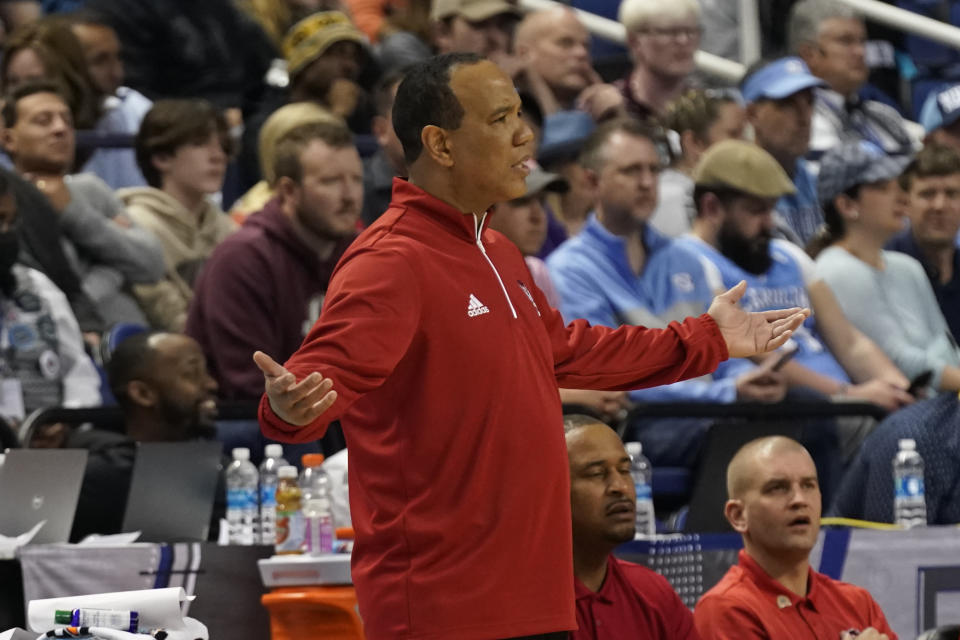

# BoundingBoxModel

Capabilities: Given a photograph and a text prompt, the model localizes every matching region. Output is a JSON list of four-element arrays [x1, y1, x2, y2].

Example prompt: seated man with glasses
[[788, 0, 914, 161], [615, 0, 701, 121]]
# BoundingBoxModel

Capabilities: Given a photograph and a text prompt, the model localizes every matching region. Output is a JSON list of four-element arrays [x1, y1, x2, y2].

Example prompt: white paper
[[0, 521, 45, 559], [27, 587, 194, 632], [76, 532, 141, 546], [0, 379, 24, 421]]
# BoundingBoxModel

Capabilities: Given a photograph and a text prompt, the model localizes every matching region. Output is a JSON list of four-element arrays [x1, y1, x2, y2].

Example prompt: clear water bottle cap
[[232, 447, 250, 461], [265, 444, 283, 459], [898, 439, 917, 450], [278, 465, 298, 478], [625, 441, 642, 457], [302, 453, 326, 468]]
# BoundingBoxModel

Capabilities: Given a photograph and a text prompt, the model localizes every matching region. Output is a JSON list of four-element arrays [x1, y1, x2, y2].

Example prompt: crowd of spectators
[[2, 0, 960, 633]]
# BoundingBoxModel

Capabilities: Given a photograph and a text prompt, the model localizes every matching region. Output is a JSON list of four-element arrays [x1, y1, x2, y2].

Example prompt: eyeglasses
[[636, 25, 701, 42]]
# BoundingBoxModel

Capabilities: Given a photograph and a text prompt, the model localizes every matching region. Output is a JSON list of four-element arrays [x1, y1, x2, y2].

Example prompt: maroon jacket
[[186, 198, 355, 399]]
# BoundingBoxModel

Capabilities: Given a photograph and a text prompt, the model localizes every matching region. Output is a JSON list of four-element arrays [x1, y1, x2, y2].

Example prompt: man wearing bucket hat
[[677, 140, 913, 420], [240, 10, 370, 189], [283, 11, 371, 123], [741, 57, 826, 246]]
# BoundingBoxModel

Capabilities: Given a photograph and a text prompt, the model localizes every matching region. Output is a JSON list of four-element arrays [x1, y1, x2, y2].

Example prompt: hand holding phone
[[907, 370, 933, 397]]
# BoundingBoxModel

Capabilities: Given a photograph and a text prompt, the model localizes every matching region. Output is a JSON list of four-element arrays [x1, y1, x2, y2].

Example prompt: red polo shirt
[[694, 550, 897, 640], [573, 556, 700, 640]]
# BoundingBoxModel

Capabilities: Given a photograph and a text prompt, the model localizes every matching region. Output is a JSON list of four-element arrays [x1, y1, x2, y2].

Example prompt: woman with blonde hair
[[651, 88, 746, 236]]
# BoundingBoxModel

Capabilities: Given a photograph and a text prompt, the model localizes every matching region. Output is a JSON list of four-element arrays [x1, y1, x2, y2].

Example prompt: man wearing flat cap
[[676, 140, 913, 452], [548, 121, 790, 469]]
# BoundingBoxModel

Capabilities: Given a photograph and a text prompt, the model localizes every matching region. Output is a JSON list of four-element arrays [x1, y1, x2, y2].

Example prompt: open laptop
[[121, 441, 223, 542], [0, 449, 88, 544]]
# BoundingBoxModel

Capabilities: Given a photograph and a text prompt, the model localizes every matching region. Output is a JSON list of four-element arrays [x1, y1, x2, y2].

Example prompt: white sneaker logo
[[467, 294, 490, 317]]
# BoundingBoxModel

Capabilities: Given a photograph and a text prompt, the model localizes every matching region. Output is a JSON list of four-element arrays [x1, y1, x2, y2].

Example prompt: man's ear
[[626, 31, 640, 55], [680, 129, 704, 163], [2, 126, 17, 156], [126, 380, 158, 410], [372, 114, 390, 143], [275, 175, 300, 209], [151, 152, 174, 178], [795, 41, 818, 68], [725, 499, 748, 533], [421, 125, 453, 168], [700, 191, 724, 222], [432, 19, 452, 53]]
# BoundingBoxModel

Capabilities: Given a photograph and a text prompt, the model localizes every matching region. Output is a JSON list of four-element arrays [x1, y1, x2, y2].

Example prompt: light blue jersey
[[547, 215, 738, 403], [775, 158, 823, 247], [677, 235, 850, 384]]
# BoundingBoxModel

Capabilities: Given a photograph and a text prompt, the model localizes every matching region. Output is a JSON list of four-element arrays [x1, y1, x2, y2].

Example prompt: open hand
[[708, 281, 810, 358], [253, 351, 337, 426]]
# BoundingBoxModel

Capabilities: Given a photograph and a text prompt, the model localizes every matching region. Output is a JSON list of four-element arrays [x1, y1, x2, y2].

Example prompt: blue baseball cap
[[741, 57, 826, 104], [537, 110, 596, 167], [919, 84, 960, 133]]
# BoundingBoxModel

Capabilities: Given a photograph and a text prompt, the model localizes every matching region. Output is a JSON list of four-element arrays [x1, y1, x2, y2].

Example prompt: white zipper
[[474, 212, 517, 319]]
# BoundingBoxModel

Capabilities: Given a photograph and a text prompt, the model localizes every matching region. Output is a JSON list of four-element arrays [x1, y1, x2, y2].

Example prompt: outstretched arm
[[707, 281, 809, 358]]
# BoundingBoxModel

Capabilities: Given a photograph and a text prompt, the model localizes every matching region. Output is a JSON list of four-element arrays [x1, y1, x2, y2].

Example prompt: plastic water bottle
[[259, 444, 288, 545], [226, 448, 259, 545], [300, 454, 334, 554], [625, 441, 656, 538], [893, 438, 927, 528], [275, 466, 304, 554]]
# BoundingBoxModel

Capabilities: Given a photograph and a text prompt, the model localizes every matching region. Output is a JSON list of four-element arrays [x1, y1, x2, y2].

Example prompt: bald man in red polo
[[694, 436, 895, 640]]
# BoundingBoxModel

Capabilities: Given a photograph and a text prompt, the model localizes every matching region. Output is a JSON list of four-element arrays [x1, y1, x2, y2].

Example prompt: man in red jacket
[[254, 53, 808, 640], [694, 437, 895, 640]]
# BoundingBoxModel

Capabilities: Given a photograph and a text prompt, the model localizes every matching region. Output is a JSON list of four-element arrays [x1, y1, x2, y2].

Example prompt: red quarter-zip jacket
[[259, 179, 728, 639]]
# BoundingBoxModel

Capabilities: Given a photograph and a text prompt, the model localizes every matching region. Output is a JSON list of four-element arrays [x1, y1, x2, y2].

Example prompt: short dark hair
[[900, 143, 960, 191], [392, 52, 483, 165], [106, 331, 160, 409], [578, 117, 664, 172], [1, 80, 68, 128], [135, 99, 233, 188], [272, 120, 354, 186]]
